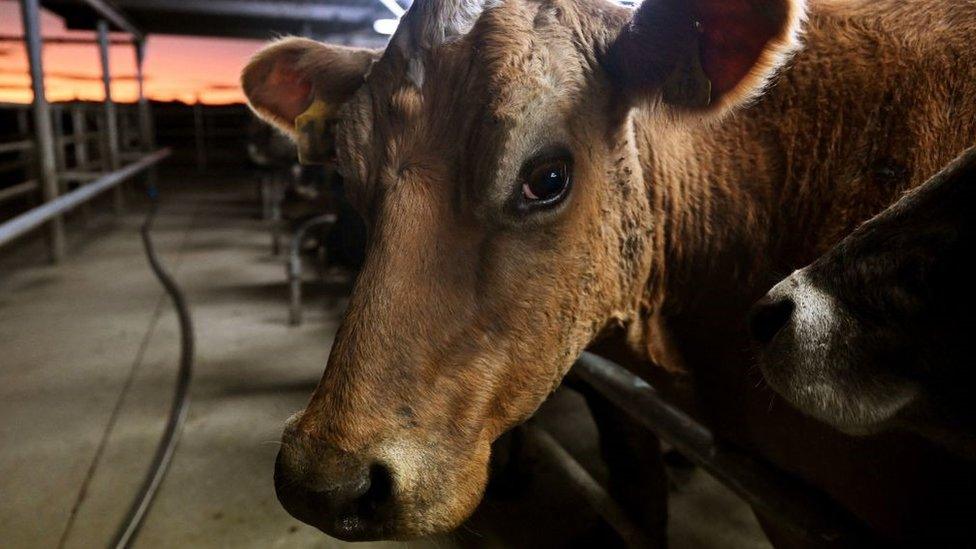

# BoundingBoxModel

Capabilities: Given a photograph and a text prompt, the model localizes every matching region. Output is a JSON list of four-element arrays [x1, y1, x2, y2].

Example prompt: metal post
[[119, 107, 132, 151], [52, 104, 67, 188], [270, 176, 283, 254], [16, 107, 35, 202], [135, 39, 155, 152], [16, 108, 29, 136], [287, 213, 337, 326], [135, 38, 158, 198], [20, 0, 66, 262], [71, 105, 90, 168], [193, 101, 206, 172], [97, 19, 123, 213], [71, 105, 93, 222]]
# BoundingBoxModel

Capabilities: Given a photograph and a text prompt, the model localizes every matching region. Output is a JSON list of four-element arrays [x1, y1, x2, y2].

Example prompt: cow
[[240, 0, 976, 544], [751, 146, 976, 458]]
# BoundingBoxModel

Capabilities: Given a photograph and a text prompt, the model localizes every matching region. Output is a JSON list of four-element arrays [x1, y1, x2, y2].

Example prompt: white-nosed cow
[[242, 0, 976, 544], [752, 146, 976, 459]]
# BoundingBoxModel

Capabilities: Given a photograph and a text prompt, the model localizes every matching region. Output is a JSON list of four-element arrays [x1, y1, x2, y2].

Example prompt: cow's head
[[750, 147, 976, 443], [243, 0, 804, 540]]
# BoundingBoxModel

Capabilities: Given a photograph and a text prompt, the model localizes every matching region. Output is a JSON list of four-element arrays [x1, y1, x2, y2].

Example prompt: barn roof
[[42, 0, 397, 46]]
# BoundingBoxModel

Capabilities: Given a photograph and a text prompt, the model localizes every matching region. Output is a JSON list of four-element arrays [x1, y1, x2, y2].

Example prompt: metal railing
[[0, 0, 157, 262], [0, 148, 171, 248], [553, 352, 882, 546]]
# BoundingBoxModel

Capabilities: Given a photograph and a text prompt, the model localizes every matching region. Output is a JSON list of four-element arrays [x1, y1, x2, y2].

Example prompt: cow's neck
[[637, 115, 790, 325]]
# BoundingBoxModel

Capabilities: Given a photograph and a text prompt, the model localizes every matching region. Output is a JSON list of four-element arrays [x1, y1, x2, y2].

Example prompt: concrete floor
[[0, 173, 770, 548]]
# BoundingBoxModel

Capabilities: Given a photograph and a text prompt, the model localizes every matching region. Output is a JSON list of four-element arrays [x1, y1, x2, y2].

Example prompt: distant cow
[[751, 146, 976, 456]]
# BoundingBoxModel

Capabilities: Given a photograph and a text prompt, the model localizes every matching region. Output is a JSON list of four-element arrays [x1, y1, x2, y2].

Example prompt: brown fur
[[243, 0, 976, 543], [638, 2, 976, 543]]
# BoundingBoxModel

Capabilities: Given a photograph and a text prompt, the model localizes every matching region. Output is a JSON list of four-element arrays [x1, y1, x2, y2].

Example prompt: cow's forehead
[[380, 2, 581, 113], [335, 0, 589, 194]]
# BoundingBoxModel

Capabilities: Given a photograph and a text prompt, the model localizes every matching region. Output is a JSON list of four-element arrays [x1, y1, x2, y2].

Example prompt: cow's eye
[[521, 159, 571, 206]]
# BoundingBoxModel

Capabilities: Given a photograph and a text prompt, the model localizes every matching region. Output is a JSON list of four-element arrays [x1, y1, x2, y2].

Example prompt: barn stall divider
[[530, 352, 884, 547]]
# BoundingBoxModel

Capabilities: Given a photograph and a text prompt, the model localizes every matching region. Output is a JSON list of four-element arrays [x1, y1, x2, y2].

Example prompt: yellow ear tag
[[662, 23, 712, 109], [663, 50, 712, 109], [294, 98, 334, 165]]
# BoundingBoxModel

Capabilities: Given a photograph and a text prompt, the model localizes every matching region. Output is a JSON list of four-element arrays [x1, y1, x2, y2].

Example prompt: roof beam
[[115, 0, 377, 24], [78, 0, 144, 39], [0, 33, 134, 44]]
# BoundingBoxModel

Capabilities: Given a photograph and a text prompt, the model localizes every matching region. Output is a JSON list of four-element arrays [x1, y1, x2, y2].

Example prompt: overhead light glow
[[373, 18, 400, 35]]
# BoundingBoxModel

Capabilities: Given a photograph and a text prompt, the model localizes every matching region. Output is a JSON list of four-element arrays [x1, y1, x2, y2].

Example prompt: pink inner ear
[[267, 61, 313, 123], [697, 0, 785, 96]]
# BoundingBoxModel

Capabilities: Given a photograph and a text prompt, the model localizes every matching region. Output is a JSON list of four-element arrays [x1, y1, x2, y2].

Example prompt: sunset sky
[[0, 0, 265, 104]]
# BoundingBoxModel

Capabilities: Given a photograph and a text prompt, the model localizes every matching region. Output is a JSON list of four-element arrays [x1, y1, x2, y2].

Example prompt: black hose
[[109, 193, 195, 549]]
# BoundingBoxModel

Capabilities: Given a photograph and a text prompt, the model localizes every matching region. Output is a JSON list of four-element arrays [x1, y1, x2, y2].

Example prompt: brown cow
[[751, 146, 976, 458], [241, 0, 976, 543]]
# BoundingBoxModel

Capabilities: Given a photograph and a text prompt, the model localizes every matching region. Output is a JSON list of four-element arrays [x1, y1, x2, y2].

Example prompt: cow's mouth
[[760, 350, 920, 435]]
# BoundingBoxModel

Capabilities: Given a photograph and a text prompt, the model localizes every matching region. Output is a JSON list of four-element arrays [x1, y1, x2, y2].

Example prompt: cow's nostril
[[749, 296, 795, 344], [274, 452, 395, 541], [361, 463, 393, 515], [318, 462, 393, 538]]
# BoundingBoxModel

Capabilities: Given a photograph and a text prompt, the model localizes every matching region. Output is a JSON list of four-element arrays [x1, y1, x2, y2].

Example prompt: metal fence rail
[[4, 0, 156, 262], [524, 425, 653, 547], [569, 352, 881, 546], [0, 148, 171, 248]]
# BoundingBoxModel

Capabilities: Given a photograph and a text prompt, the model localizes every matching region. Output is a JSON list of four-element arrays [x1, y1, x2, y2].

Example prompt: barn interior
[[0, 1, 800, 548]]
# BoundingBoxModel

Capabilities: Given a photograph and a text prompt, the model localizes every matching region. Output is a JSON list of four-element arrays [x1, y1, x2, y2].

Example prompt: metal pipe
[[71, 105, 93, 222], [0, 148, 171, 249], [71, 108, 92, 164], [82, 0, 145, 40], [71, 107, 91, 166], [570, 352, 882, 546], [97, 19, 124, 213], [15, 108, 35, 194], [58, 171, 102, 182], [0, 180, 38, 203], [112, 0, 375, 24], [0, 140, 33, 154], [119, 108, 132, 151], [133, 38, 158, 198], [16, 107, 29, 135], [288, 213, 337, 326], [20, 0, 66, 262], [0, 34, 134, 45], [52, 104, 67, 184], [269, 177, 283, 255], [135, 40, 155, 152], [193, 103, 206, 172], [524, 425, 652, 548]]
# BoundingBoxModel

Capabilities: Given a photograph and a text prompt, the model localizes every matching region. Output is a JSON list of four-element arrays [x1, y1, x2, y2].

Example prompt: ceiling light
[[373, 18, 399, 35]]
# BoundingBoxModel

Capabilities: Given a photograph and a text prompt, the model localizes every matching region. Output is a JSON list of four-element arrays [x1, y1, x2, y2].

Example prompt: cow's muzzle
[[274, 427, 396, 541]]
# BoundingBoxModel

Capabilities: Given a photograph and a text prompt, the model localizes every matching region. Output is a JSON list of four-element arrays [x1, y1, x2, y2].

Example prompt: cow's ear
[[241, 37, 378, 139], [608, 0, 805, 115]]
